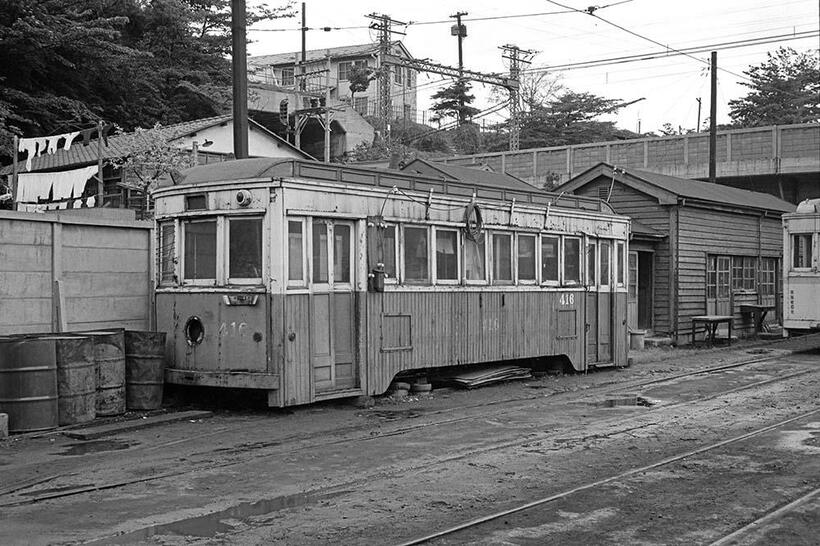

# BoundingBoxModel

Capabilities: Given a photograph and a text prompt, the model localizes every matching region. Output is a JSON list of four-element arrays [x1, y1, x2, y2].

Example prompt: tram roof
[[171, 158, 615, 213]]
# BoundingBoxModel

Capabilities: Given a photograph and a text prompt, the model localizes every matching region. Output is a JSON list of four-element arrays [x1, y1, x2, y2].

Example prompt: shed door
[[310, 219, 357, 392], [706, 256, 731, 315], [627, 251, 638, 330]]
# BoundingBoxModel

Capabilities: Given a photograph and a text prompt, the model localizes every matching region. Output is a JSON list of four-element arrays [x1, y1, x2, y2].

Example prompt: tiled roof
[[249, 41, 410, 67], [401, 159, 538, 192]]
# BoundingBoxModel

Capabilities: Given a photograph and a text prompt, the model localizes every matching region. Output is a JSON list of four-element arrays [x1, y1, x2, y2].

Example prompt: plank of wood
[[61, 410, 213, 440]]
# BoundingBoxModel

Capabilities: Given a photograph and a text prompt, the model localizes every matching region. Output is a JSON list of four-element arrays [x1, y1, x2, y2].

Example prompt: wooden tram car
[[152, 159, 630, 407], [782, 198, 820, 336]]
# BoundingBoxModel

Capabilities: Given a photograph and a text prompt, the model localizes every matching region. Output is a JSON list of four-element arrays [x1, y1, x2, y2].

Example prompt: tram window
[[541, 235, 559, 283], [492, 233, 513, 283], [185, 194, 207, 211], [404, 226, 429, 282], [183, 219, 217, 280], [600, 241, 611, 286], [464, 238, 486, 281], [334, 224, 351, 284], [616, 242, 625, 285], [564, 237, 581, 284], [587, 241, 597, 285], [435, 229, 459, 282], [158, 221, 175, 285], [792, 234, 812, 269], [288, 220, 304, 282], [229, 218, 263, 279], [518, 234, 536, 282], [383, 225, 397, 280], [312, 220, 329, 283]]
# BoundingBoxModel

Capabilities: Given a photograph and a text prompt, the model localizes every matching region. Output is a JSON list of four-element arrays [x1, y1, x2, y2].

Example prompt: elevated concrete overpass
[[440, 123, 819, 203]]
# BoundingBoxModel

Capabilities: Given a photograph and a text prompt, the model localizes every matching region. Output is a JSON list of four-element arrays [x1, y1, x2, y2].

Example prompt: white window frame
[[286, 217, 308, 288], [180, 217, 221, 286], [281, 67, 294, 87], [791, 233, 813, 271], [331, 221, 355, 290], [157, 219, 178, 286], [490, 231, 514, 285], [616, 241, 626, 287], [563, 236, 582, 286], [599, 239, 612, 290], [464, 236, 488, 285], [401, 224, 431, 284], [516, 233, 538, 285], [433, 226, 460, 285], [225, 215, 266, 286], [382, 223, 399, 284], [540, 233, 561, 286]]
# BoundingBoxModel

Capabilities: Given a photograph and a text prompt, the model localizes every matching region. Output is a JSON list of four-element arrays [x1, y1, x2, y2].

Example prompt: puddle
[[58, 439, 137, 456], [368, 409, 425, 421], [94, 489, 352, 542]]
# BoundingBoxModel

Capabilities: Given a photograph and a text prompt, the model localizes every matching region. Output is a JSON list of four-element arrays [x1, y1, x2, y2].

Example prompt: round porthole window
[[184, 316, 205, 345]]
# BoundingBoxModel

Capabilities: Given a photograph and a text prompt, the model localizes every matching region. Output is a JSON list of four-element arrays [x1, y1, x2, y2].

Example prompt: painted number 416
[[560, 293, 575, 306]]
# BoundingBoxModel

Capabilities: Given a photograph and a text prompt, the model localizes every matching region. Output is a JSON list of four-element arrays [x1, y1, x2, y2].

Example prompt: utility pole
[[325, 52, 331, 162], [300, 2, 307, 92], [501, 44, 535, 152], [231, 0, 249, 159], [367, 13, 406, 140], [696, 97, 702, 133], [709, 51, 717, 183], [450, 12, 468, 125]]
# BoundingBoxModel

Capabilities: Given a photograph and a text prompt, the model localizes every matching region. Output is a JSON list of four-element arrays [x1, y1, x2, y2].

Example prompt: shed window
[[183, 219, 217, 280], [541, 235, 559, 283], [288, 220, 304, 282], [158, 221, 175, 285], [492, 233, 513, 283], [281, 67, 294, 86], [404, 226, 429, 282], [732, 256, 755, 291], [564, 237, 581, 284], [465, 238, 486, 281], [517, 234, 536, 282], [792, 234, 812, 269], [338, 60, 367, 82], [760, 258, 777, 296], [628, 252, 638, 299], [435, 229, 459, 282], [229, 218, 263, 279]]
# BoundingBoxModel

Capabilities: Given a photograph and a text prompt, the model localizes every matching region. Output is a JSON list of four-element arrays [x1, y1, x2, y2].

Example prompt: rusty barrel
[[0, 337, 58, 432], [124, 331, 166, 410], [44, 335, 96, 425], [80, 330, 126, 417]]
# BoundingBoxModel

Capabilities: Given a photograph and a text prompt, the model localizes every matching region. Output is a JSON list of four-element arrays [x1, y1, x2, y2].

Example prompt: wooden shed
[[558, 163, 795, 344]]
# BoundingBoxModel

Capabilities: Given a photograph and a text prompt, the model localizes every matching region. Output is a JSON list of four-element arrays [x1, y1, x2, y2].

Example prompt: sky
[[246, 0, 820, 135]]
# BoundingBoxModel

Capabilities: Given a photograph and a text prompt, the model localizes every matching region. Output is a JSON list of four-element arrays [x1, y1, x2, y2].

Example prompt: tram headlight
[[236, 189, 253, 207]]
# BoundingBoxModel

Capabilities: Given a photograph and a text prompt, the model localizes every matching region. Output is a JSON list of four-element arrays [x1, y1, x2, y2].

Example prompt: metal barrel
[[0, 337, 58, 433], [42, 335, 96, 425], [124, 331, 166, 411], [77, 330, 126, 417]]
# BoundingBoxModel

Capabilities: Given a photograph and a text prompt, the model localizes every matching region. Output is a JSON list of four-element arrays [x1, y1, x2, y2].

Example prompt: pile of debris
[[434, 365, 532, 389]]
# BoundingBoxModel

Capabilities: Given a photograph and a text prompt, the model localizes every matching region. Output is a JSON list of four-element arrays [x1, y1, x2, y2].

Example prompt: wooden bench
[[692, 315, 734, 347]]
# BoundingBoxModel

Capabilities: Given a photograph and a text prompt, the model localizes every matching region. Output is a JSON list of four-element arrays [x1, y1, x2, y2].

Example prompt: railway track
[[396, 408, 820, 546], [0, 349, 814, 509]]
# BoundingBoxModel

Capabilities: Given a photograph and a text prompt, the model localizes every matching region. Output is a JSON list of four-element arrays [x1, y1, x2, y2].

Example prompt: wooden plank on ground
[[62, 410, 213, 440]]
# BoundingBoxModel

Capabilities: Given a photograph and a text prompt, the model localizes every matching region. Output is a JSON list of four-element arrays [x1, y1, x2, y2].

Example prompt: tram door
[[586, 239, 613, 365], [310, 219, 357, 392]]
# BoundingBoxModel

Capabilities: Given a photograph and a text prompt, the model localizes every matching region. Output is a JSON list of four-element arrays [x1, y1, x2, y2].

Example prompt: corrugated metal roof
[[249, 41, 411, 67], [625, 166, 795, 213], [401, 159, 538, 192]]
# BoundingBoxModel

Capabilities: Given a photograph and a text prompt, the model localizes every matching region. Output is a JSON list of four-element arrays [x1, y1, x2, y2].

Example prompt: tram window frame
[[226, 216, 264, 285], [563, 236, 582, 285], [792, 233, 813, 270], [600, 240, 612, 288], [332, 222, 354, 287], [491, 231, 514, 285], [382, 224, 398, 283], [287, 218, 307, 287], [586, 239, 598, 287], [517, 233, 537, 284], [540, 234, 560, 286], [433, 227, 460, 285], [157, 220, 177, 286], [181, 217, 219, 285], [464, 236, 487, 284], [616, 241, 625, 286], [402, 225, 431, 284]]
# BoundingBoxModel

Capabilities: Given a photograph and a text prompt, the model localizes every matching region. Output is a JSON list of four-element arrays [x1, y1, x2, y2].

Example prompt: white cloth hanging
[[16, 165, 98, 203], [63, 132, 80, 151], [46, 138, 58, 155]]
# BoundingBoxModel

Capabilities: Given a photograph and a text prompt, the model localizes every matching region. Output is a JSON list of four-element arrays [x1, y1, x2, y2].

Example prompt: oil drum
[[124, 331, 166, 410], [0, 337, 58, 432], [44, 335, 96, 425], [80, 330, 126, 417]]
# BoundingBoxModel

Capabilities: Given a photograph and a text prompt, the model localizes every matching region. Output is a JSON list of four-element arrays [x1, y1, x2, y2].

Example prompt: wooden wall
[[0, 211, 153, 335]]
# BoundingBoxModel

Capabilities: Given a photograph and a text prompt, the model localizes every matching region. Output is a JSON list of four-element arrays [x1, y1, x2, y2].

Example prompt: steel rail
[[395, 407, 820, 546]]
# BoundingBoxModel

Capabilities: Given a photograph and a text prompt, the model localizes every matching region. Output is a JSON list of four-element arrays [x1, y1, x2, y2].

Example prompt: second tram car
[[153, 159, 630, 407], [783, 198, 820, 336]]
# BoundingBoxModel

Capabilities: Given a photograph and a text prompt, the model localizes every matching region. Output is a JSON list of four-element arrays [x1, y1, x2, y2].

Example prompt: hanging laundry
[[18, 138, 38, 171], [16, 165, 99, 203], [63, 131, 80, 151], [46, 138, 58, 155]]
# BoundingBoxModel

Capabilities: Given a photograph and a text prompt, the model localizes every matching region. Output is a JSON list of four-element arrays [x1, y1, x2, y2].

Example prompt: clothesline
[[15, 123, 115, 171]]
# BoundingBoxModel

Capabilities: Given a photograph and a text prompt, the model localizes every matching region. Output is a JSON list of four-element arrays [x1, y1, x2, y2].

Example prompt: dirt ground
[[1, 335, 819, 545]]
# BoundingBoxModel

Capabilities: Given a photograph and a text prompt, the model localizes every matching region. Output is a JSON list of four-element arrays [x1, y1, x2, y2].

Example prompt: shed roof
[[2, 115, 310, 175], [400, 158, 537, 192], [558, 162, 795, 214], [249, 41, 412, 67]]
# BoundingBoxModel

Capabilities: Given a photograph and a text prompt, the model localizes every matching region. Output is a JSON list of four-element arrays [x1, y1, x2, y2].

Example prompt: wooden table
[[740, 304, 774, 334], [692, 315, 734, 347]]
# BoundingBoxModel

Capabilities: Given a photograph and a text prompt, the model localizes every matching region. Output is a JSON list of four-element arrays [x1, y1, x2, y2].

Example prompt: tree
[[728, 47, 820, 127], [348, 65, 374, 106], [429, 80, 480, 124]]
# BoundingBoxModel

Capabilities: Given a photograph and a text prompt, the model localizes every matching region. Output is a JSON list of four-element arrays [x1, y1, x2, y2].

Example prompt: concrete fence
[[0, 210, 153, 335]]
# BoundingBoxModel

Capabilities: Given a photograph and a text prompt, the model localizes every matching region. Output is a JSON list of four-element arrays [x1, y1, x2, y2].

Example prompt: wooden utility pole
[[709, 51, 717, 183], [451, 12, 468, 125], [232, 0, 249, 159], [11, 135, 18, 210], [325, 52, 331, 162], [696, 97, 702, 133], [300, 2, 307, 92], [97, 120, 104, 205]]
